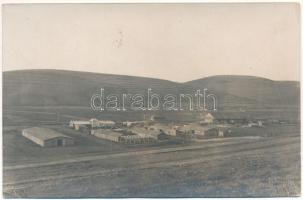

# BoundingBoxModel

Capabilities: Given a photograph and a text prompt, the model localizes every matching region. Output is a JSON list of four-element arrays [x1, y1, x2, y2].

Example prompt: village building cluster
[[66, 112, 265, 145], [21, 111, 281, 148]]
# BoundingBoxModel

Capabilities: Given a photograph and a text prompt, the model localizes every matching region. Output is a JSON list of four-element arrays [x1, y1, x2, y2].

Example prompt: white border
[[0, 1, 301, 200]]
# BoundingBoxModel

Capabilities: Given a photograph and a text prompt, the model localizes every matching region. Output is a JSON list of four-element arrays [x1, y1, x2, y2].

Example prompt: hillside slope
[[185, 75, 300, 107], [3, 70, 300, 110], [3, 70, 191, 107]]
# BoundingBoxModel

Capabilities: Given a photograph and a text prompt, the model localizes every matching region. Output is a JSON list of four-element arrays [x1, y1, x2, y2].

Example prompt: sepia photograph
[[1, 2, 301, 198]]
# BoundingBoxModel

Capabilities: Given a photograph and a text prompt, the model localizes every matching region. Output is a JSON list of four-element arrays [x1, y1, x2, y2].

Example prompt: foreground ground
[[3, 133, 300, 198]]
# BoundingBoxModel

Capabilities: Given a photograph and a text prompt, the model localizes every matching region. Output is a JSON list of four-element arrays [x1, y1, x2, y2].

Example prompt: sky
[[2, 3, 300, 82]]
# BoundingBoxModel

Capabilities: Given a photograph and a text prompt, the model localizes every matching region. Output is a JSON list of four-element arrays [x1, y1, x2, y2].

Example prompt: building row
[[91, 129, 156, 144], [69, 119, 115, 130]]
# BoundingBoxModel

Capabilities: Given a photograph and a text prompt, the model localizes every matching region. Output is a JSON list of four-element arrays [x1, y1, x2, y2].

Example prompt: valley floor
[[3, 134, 300, 198]]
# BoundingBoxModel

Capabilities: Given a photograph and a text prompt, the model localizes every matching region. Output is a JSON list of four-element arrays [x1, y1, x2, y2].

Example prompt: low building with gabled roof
[[22, 127, 74, 147]]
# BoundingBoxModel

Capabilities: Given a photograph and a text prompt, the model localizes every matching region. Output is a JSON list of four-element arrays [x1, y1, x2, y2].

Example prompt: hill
[[185, 75, 300, 108], [3, 69, 191, 107], [3, 70, 300, 110]]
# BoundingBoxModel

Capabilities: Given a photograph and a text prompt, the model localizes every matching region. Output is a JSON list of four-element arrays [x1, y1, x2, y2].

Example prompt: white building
[[70, 119, 115, 130], [69, 120, 90, 130], [199, 113, 215, 125]]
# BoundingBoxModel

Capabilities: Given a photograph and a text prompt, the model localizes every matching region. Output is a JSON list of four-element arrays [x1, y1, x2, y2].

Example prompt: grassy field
[[3, 105, 300, 126], [3, 135, 300, 198]]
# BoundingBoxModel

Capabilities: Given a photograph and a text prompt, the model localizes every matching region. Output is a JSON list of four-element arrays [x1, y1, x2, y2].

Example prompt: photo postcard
[[1, 2, 301, 198]]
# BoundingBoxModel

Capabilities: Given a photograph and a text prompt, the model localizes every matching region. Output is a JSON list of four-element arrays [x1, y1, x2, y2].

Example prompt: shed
[[22, 127, 74, 147], [69, 120, 90, 130]]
